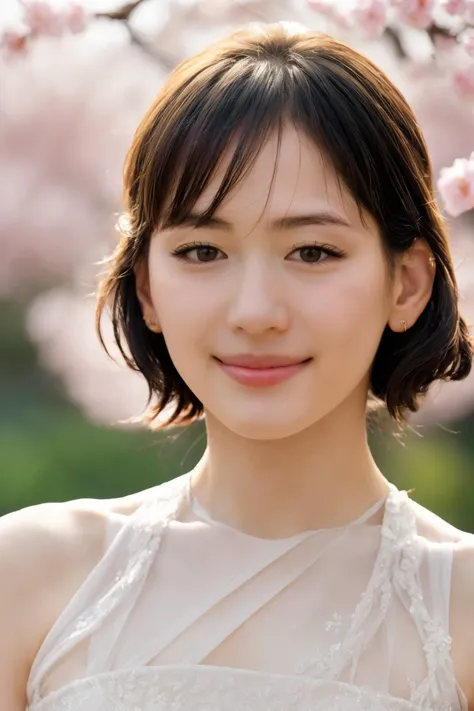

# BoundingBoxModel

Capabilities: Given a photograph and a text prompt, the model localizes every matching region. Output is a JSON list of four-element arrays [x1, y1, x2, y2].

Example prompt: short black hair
[[96, 22, 473, 428]]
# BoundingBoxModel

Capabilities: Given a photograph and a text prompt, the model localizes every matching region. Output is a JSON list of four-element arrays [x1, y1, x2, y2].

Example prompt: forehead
[[192, 124, 368, 229]]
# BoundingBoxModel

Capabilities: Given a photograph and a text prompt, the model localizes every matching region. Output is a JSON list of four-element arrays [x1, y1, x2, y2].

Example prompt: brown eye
[[287, 243, 344, 264], [171, 243, 224, 263], [193, 246, 219, 262], [298, 246, 326, 263]]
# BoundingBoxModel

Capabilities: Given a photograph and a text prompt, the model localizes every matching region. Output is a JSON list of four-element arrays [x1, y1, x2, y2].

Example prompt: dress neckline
[[29, 475, 436, 711], [186, 473, 397, 544]]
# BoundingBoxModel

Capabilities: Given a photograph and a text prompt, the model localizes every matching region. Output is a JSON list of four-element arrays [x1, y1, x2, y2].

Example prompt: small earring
[[400, 319, 408, 332], [143, 316, 160, 333], [429, 256, 436, 269]]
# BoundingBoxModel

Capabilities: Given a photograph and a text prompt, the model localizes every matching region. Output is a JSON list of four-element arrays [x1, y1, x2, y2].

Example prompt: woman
[[1, 22, 473, 711]]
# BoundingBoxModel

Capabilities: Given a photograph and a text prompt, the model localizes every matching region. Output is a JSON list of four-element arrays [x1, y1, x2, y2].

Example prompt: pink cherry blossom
[[306, 0, 355, 28], [306, 0, 334, 13], [452, 65, 474, 100], [0, 0, 473, 428], [65, 3, 89, 35], [1, 31, 29, 58], [438, 0, 466, 14], [460, 28, 474, 57], [437, 152, 474, 217], [464, 0, 474, 22], [20, 0, 65, 38], [306, 0, 343, 17], [350, 0, 389, 38], [18, 0, 89, 39], [26, 288, 152, 427], [396, 0, 435, 29]]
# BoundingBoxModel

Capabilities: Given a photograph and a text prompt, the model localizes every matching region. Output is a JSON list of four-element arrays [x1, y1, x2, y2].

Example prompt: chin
[[210, 403, 327, 441]]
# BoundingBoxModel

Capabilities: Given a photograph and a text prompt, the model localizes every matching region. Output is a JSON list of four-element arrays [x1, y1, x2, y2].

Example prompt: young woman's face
[[139, 125, 397, 439]]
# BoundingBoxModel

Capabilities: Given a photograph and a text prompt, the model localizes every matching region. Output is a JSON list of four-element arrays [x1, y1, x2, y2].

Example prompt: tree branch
[[383, 26, 407, 60], [94, 0, 175, 71], [426, 22, 460, 48], [123, 23, 175, 70], [94, 0, 146, 23]]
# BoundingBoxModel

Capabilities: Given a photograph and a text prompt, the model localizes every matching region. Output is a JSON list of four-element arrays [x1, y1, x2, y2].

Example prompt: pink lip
[[214, 356, 312, 387]]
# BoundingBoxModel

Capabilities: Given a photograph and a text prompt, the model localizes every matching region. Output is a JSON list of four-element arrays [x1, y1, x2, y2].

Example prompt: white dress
[[26, 470, 469, 711]]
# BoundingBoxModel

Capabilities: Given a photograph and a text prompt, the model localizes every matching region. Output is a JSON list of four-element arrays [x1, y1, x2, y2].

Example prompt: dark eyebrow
[[166, 211, 351, 231], [272, 213, 351, 230]]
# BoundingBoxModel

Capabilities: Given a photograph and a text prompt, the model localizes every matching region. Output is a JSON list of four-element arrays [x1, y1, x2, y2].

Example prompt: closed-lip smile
[[214, 354, 311, 368], [213, 354, 312, 387]]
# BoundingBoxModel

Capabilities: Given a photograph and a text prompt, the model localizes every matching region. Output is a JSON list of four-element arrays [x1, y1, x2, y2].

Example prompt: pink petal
[[397, 0, 435, 29], [65, 3, 88, 35], [439, 0, 466, 14], [351, 0, 389, 38], [437, 157, 474, 217], [21, 0, 65, 38], [453, 66, 474, 101], [464, 0, 474, 22], [0, 31, 29, 58]]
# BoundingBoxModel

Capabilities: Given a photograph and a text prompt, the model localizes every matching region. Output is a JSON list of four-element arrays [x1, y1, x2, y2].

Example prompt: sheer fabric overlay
[[26, 471, 468, 711]]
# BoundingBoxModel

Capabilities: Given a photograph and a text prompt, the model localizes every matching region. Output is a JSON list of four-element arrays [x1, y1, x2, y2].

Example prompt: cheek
[[314, 267, 390, 349], [148, 265, 217, 346]]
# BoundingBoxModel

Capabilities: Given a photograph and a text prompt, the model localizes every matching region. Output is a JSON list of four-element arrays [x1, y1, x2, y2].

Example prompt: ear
[[387, 238, 436, 333], [134, 259, 161, 332]]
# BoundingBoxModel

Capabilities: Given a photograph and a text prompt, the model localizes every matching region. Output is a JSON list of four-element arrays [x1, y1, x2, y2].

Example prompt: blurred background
[[0, 0, 473, 530]]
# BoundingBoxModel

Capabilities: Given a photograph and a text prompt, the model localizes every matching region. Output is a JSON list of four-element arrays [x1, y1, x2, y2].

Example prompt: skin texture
[[135, 124, 435, 537], [144, 126, 396, 442], [136, 124, 474, 700], [0, 124, 472, 709]]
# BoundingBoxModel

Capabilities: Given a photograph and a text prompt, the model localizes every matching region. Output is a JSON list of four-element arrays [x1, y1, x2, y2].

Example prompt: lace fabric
[[28, 666, 420, 711], [26, 471, 468, 711]]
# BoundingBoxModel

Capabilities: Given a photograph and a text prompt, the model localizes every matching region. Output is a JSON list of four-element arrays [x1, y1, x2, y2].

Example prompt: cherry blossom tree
[[2, 0, 473, 225], [0, 0, 473, 426]]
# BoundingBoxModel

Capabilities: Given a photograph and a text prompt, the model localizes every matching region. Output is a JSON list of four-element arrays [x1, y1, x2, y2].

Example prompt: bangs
[[125, 25, 427, 253], [142, 60, 291, 233], [97, 24, 473, 430]]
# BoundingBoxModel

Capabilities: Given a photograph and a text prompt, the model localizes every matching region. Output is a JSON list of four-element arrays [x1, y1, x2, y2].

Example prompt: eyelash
[[170, 241, 345, 265]]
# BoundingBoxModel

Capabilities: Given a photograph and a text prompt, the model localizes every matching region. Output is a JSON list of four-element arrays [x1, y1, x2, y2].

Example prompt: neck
[[191, 399, 391, 540]]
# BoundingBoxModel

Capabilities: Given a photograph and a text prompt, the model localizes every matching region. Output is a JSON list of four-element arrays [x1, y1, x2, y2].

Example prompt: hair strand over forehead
[[96, 21, 473, 430]]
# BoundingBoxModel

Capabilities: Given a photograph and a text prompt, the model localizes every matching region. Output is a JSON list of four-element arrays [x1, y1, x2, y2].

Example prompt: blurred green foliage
[[0, 299, 206, 513], [1, 299, 473, 532]]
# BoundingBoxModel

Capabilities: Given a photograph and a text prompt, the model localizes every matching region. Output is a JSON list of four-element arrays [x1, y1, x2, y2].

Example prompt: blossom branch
[[383, 26, 406, 59], [94, 1, 175, 70], [93, 0, 145, 22], [1, 0, 174, 70], [1, 0, 474, 217]]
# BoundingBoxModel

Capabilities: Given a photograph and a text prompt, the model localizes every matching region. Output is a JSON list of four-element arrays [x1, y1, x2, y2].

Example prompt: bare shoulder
[[0, 491, 143, 710], [0, 500, 107, 661], [0, 489, 147, 637]]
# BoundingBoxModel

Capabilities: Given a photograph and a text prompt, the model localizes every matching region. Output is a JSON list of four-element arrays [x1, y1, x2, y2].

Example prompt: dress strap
[[391, 502, 459, 710], [295, 487, 406, 679], [426, 541, 454, 635]]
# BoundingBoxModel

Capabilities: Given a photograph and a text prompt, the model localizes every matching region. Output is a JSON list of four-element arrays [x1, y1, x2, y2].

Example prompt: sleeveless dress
[[26, 470, 469, 711]]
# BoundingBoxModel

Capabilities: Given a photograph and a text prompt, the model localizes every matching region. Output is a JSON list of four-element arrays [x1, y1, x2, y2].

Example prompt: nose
[[226, 256, 289, 335]]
